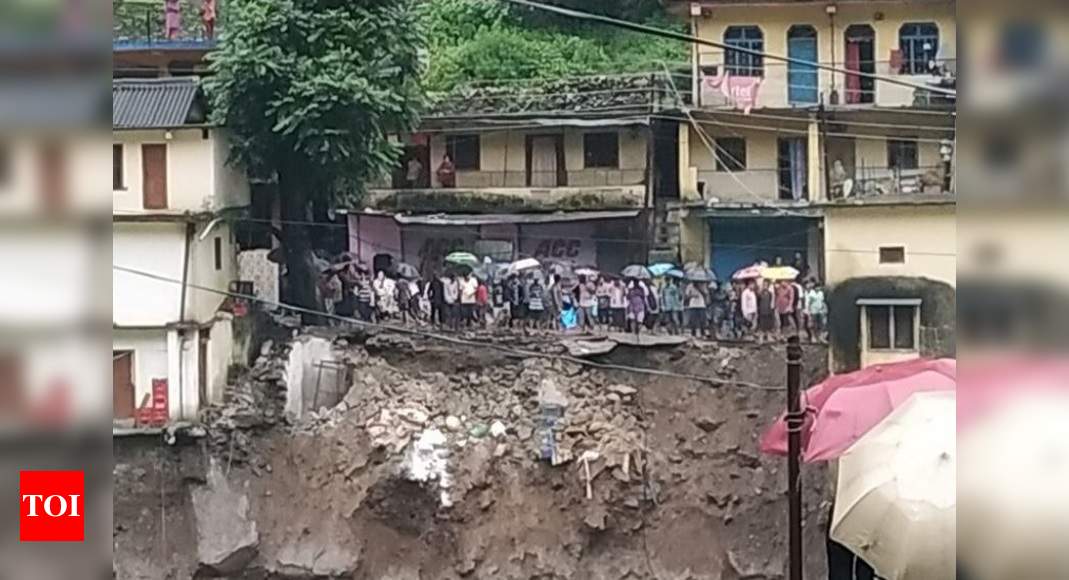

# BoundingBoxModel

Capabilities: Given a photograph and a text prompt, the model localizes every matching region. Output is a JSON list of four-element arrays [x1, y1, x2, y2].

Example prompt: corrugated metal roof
[[113, 77, 200, 129]]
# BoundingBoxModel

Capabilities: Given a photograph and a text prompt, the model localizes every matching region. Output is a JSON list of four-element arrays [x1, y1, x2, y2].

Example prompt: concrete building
[[112, 77, 250, 426], [348, 76, 681, 273], [660, 0, 957, 370]]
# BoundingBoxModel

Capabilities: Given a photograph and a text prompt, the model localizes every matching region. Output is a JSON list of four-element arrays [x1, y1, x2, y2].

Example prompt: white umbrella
[[507, 257, 541, 276], [831, 390, 956, 580], [958, 390, 1069, 580]]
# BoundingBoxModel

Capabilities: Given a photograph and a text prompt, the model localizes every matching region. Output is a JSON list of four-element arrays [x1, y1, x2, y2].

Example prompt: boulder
[[192, 461, 259, 576]]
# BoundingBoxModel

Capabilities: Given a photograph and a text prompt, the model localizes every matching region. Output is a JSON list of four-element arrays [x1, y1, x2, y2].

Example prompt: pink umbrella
[[760, 357, 956, 462], [732, 262, 766, 281], [958, 356, 1069, 431]]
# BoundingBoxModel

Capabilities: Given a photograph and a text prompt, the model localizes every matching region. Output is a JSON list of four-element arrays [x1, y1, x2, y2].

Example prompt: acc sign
[[19, 470, 84, 542]]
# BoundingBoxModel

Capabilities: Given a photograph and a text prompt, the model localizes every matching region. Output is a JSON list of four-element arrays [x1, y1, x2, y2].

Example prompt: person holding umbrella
[[684, 280, 707, 337], [577, 274, 597, 332], [741, 280, 758, 339], [661, 276, 683, 335], [625, 278, 647, 335], [609, 277, 627, 331]]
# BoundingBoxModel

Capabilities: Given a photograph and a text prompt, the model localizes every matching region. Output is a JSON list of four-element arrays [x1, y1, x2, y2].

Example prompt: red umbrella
[[760, 357, 956, 462]]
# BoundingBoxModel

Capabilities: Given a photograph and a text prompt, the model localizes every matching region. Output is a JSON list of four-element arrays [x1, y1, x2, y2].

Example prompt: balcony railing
[[382, 169, 647, 190], [697, 53, 957, 110]]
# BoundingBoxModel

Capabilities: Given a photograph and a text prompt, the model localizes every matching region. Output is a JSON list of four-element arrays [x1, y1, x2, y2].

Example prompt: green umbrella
[[445, 251, 479, 266]]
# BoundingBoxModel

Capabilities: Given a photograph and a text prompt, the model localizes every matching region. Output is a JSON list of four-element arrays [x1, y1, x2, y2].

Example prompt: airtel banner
[[19, 470, 84, 542]]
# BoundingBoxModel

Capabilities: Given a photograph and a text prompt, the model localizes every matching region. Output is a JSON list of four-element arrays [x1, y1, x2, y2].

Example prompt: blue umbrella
[[666, 269, 685, 279], [648, 262, 677, 277]]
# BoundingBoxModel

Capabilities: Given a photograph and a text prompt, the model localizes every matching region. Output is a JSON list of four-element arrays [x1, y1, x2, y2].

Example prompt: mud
[[113, 330, 832, 579]]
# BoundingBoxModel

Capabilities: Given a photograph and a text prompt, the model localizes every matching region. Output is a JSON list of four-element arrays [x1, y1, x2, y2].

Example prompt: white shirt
[[459, 277, 478, 304]]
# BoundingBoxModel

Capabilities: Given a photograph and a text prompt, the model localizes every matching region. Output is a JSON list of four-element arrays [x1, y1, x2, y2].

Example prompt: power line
[[499, 0, 956, 97], [112, 264, 787, 391]]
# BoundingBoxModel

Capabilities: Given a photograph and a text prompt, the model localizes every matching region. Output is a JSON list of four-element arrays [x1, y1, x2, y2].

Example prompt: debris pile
[[199, 340, 290, 469]]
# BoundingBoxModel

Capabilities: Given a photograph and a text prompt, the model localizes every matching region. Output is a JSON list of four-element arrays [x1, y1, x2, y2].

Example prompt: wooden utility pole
[[786, 335, 804, 580]]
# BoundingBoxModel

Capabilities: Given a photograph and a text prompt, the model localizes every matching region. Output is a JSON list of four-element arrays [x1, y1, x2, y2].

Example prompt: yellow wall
[[427, 126, 648, 189], [694, 1, 956, 109], [113, 128, 250, 213], [824, 203, 956, 287]]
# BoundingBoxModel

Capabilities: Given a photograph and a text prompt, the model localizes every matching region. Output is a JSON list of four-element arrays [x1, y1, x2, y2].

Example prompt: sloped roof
[[112, 77, 203, 129]]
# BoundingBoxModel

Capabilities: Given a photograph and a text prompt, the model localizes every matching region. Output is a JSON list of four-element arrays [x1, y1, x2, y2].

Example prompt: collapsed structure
[[115, 328, 833, 579]]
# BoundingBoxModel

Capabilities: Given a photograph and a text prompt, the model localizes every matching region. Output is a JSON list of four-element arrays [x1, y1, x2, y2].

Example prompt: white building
[[112, 77, 250, 426]]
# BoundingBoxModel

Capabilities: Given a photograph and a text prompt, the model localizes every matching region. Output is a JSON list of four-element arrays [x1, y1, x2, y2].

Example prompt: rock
[[693, 415, 723, 432], [192, 461, 259, 576], [490, 420, 507, 438], [445, 416, 462, 431], [607, 384, 637, 396], [583, 507, 608, 530]]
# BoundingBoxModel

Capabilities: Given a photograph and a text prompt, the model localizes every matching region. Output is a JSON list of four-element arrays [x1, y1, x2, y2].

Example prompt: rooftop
[[112, 76, 207, 129]]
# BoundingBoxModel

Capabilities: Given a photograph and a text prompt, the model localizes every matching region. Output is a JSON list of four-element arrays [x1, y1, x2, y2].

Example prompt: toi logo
[[19, 470, 84, 542]]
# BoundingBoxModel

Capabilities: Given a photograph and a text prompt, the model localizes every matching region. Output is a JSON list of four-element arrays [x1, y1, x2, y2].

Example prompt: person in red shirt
[[475, 281, 490, 327], [774, 279, 796, 337]]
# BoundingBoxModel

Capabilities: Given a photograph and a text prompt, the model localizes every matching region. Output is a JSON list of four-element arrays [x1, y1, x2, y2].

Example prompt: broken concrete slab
[[604, 333, 691, 348], [561, 338, 617, 358], [191, 460, 259, 576]]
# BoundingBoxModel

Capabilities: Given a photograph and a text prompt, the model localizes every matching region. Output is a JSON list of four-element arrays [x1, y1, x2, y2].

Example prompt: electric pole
[[786, 335, 804, 580]]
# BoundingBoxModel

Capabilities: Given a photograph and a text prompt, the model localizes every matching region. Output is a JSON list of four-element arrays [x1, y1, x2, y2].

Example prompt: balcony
[[697, 54, 956, 111], [367, 169, 648, 213]]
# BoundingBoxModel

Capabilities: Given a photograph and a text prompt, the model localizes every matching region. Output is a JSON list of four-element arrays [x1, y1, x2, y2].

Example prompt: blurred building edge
[[0, 74, 112, 433], [112, 76, 252, 431]]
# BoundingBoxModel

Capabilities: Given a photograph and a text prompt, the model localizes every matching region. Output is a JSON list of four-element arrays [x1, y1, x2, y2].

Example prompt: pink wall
[[347, 214, 402, 263]]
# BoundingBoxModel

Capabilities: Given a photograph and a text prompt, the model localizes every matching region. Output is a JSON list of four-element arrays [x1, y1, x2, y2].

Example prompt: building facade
[[348, 77, 681, 273], [665, 0, 956, 369], [112, 77, 250, 426]]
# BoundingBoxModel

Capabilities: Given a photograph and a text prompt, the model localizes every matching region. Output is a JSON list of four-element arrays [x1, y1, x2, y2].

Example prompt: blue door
[[788, 26, 819, 105]]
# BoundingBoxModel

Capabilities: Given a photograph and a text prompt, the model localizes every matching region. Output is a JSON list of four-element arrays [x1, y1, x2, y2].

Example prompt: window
[[213, 237, 222, 271], [861, 299, 920, 351], [879, 246, 906, 264], [446, 135, 480, 171], [714, 137, 747, 171], [113, 144, 124, 190], [583, 132, 619, 168], [1000, 21, 1046, 71], [899, 23, 939, 75], [724, 26, 764, 77], [887, 139, 918, 171]]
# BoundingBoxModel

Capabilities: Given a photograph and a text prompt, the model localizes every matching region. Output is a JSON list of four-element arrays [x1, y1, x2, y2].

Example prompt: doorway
[[844, 25, 876, 104], [778, 137, 809, 201], [392, 143, 430, 189], [826, 137, 857, 198], [787, 26, 819, 105], [113, 350, 135, 419], [526, 134, 566, 187]]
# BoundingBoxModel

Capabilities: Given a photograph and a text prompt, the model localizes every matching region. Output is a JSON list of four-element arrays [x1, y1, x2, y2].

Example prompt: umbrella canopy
[[666, 269, 685, 279], [575, 267, 599, 278], [621, 264, 652, 280], [648, 263, 676, 277], [832, 391, 956, 580], [392, 262, 421, 280], [507, 257, 542, 276], [958, 390, 1069, 580], [445, 251, 479, 266], [732, 262, 766, 280], [760, 358, 956, 462], [684, 265, 715, 283], [761, 265, 800, 281]]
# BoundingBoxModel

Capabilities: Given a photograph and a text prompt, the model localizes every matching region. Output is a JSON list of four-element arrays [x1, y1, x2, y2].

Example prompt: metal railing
[[385, 169, 647, 190]]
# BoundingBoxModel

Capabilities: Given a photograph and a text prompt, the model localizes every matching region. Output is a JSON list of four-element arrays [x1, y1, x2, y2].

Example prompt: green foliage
[[421, 0, 687, 93], [205, 0, 425, 204]]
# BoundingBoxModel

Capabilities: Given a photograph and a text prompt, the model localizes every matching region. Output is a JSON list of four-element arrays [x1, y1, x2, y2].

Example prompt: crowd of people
[[317, 257, 828, 343]]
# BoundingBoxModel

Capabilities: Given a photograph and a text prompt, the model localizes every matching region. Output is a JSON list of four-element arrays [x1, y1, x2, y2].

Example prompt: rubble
[[191, 460, 259, 576], [117, 330, 834, 579]]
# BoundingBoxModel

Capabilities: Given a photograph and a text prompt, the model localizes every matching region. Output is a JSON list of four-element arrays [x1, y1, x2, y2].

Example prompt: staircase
[[647, 200, 681, 264]]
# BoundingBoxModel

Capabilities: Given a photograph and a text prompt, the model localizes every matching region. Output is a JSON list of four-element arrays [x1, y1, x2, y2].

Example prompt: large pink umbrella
[[958, 356, 1069, 431], [760, 357, 956, 462]]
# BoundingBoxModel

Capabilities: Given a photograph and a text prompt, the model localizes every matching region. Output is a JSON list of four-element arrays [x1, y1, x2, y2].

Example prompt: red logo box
[[19, 470, 84, 542]]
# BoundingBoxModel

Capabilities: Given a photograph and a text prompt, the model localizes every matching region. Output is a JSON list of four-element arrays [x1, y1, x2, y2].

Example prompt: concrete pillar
[[679, 210, 708, 265], [679, 123, 698, 200], [166, 328, 183, 421], [807, 115, 823, 201]]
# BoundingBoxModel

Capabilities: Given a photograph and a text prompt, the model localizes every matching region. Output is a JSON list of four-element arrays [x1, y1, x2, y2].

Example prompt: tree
[[206, 0, 424, 319]]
